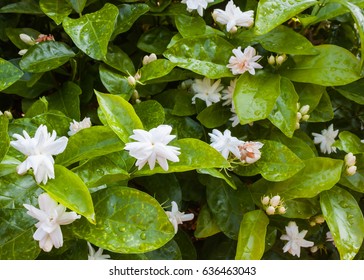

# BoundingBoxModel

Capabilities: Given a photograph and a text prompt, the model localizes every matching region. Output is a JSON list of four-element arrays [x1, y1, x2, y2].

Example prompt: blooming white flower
[[10, 125, 68, 184], [181, 0, 214, 17], [280, 221, 314, 258], [191, 77, 223, 107], [209, 129, 244, 159], [165, 201, 194, 234], [23, 193, 81, 252], [68, 117, 92, 136], [221, 78, 237, 106], [238, 141, 264, 164], [87, 242, 111, 260], [212, 0, 254, 32], [227, 46, 263, 75], [312, 124, 339, 154], [124, 125, 181, 171], [142, 53, 157, 65]]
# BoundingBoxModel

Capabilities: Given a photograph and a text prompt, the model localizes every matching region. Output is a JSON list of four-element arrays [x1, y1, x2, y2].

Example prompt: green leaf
[[25, 97, 48, 118], [63, 3, 119, 60], [308, 91, 333, 122], [197, 168, 237, 190], [113, 4, 150, 37], [47, 81, 81, 120], [165, 112, 204, 139], [139, 59, 176, 83], [132, 138, 230, 177], [41, 165, 95, 224], [251, 157, 343, 201], [268, 77, 299, 137], [0, 156, 19, 178], [194, 204, 221, 238], [0, 58, 23, 91], [155, 89, 196, 116], [339, 154, 364, 193], [283, 198, 320, 219], [234, 140, 305, 182], [99, 64, 134, 98], [196, 103, 231, 128], [336, 79, 364, 104], [255, 0, 318, 35], [164, 35, 235, 79], [280, 45, 361, 86], [5, 28, 40, 50], [144, 240, 182, 260], [234, 72, 280, 125], [19, 41, 75, 73], [175, 14, 206, 37], [320, 186, 364, 260], [39, 0, 72, 25], [134, 100, 165, 130], [296, 83, 326, 112], [0, 116, 9, 162], [71, 186, 175, 254], [0, 1, 43, 14], [137, 27, 175, 55], [56, 126, 124, 166], [204, 176, 255, 240], [103, 45, 136, 75], [95, 91, 143, 143], [335, 131, 364, 154], [0, 209, 40, 260], [31, 110, 72, 136], [235, 210, 269, 260], [66, 0, 87, 14]]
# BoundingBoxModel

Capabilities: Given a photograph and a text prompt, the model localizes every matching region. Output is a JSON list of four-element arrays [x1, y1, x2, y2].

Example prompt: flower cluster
[[344, 152, 357, 176], [10, 125, 68, 184], [142, 53, 157, 65], [124, 124, 181, 171], [165, 201, 194, 234], [209, 129, 263, 164], [24, 193, 80, 252], [295, 103, 310, 130], [312, 124, 339, 154], [261, 195, 286, 215], [308, 214, 325, 227], [267, 53, 287, 67], [280, 221, 314, 258]]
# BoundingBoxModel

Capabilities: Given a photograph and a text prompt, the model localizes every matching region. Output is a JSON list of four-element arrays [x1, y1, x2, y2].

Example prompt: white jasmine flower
[[227, 46, 263, 75], [312, 124, 339, 154], [142, 53, 157, 65], [270, 195, 281, 207], [19, 33, 36, 45], [23, 193, 81, 252], [238, 141, 264, 164], [165, 201, 194, 234], [124, 124, 181, 171], [212, 0, 254, 32], [181, 0, 214, 17], [221, 78, 237, 106], [10, 125, 68, 184], [261, 196, 270, 206], [68, 117, 92, 136], [209, 129, 244, 159], [87, 242, 111, 260], [345, 152, 356, 167], [346, 165, 357, 176], [280, 221, 314, 258], [191, 77, 223, 107]]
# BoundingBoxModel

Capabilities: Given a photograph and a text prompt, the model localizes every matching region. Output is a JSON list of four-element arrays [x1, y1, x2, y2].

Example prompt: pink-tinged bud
[[270, 195, 281, 207], [346, 165, 357, 176], [277, 206, 286, 215], [345, 152, 356, 167], [266, 206, 275, 215], [238, 141, 264, 164], [142, 53, 157, 65], [261, 196, 270, 206]]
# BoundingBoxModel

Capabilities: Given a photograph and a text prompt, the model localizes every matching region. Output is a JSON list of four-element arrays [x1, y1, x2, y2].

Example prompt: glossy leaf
[[134, 100, 165, 130], [144, 240, 182, 260], [31, 110, 72, 136], [335, 131, 364, 154], [0, 209, 40, 260], [41, 165, 95, 224], [296, 83, 326, 112], [132, 138, 230, 177], [234, 72, 280, 125], [19, 41, 75, 73], [103, 45, 135, 75], [96, 91, 143, 143], [138, 27, 174, 54], [335, 79, 364, 105], [113, 4, 150, 37], [283, 198, 320, 219], [320, 186, 364, 260], [175, 14, 206, 37], [196, 103, 231, 128], [0, 58, 23, 91], [139, 59, 176, 83], [63, 3, 119, 60], [204, 176, 255, 240], [308, 91, 333, 122], [56, 126, 124, 166], [66, 0, 87, 14], [251, 157, 343, 201], [280, 45, 361, 86], [197, 168, 237, 190], [0, 2, 42, 14], [339, 154, 364, 193], [71, 186, 175, 253], [235, 210, 269, 260], [164, 113, 204, 139], [164, 35, 235, 79], [99, 64, 134, 98], [0, 116, 9, 162], [155, 89, 196, 117], [25, 97, 48, 118], [5, 28, 40, 50], [268, 77, 299, 137], [39, 0, 72, 25], [194, 204, 221, 238], [255, 0, 318, 35]]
